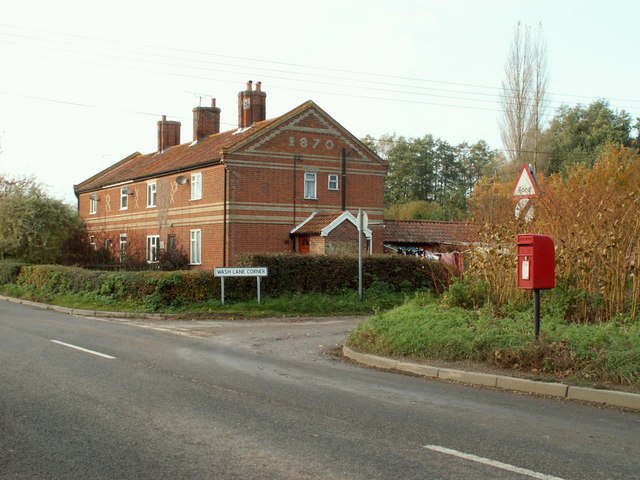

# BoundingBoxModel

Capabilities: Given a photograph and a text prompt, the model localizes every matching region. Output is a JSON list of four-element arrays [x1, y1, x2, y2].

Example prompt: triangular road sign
[[512, 164, 540, 199]]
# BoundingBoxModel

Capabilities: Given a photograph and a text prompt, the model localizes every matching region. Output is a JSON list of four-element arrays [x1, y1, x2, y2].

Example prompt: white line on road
[[423, 445, 566, 480], [50, 340, 116, 359]]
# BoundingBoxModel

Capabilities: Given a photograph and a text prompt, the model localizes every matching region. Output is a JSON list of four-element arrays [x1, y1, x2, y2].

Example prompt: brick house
[[74, 82, 387, 269]]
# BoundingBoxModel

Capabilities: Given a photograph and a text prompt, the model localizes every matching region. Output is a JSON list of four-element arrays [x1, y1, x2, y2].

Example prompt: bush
[[17, 265, 101, 294], [0, 260, 26, 285], [238, 253, 452, 297], [467, 147, 640, 321], [0, 177, 82, 264], [7, 253, 452, 311], [443, 277, 488, 310]]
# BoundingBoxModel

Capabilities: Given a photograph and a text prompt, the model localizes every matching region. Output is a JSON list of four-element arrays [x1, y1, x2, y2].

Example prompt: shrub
[[0, 260, 26, 285], [6, 252, 452, 310], [443, 277, 488, 310], [17, 265, 101, 294], [238, 253, 452, 297], [467, 147, 640, 321]]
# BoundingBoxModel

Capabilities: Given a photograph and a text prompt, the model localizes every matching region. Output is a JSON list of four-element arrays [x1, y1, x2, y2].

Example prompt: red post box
[[517, 234, 555, 290]]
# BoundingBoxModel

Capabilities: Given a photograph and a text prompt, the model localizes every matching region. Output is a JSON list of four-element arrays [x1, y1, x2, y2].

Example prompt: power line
[[2, 22, 640, 113], [3, 38, 639, 118], [1, 90, 632, 164], [0, 34, 516, 110], [0, 22, 508, 91]]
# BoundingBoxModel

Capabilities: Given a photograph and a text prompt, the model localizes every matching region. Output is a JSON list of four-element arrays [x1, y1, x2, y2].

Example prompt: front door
[[299, 237, 310, 254]]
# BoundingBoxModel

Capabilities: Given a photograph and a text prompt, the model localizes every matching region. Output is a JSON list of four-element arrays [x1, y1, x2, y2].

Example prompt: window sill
[[304, 197, 318, 200]]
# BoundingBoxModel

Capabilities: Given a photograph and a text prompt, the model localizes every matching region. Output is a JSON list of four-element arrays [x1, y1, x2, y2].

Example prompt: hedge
[[4, 254, 452, 310], [0, 260, 27, 285], [237, 253, 452, 296]]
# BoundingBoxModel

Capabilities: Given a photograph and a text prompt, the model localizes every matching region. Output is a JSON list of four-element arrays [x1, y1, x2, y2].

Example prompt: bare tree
[[500, 22, 548, 171]]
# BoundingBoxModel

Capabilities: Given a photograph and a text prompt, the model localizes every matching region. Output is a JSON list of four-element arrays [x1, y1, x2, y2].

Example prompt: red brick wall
[[79, 163, 227, 269], [78, 103, 387, 269], [225, 105, 386, 262]]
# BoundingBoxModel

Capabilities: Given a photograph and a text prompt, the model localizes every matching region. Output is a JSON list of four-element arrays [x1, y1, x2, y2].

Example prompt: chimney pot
[[246, 80, 253, 91], [256, 81, 262, 92]]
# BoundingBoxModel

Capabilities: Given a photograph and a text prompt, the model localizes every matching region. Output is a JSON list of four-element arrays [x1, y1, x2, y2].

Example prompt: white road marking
[[50, 340, 116, 359], [423, 445, 566, 480]]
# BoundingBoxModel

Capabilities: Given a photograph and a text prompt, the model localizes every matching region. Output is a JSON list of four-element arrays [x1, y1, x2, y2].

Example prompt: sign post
[[357, 209, 364, 300], [214, 267, 268, 305]]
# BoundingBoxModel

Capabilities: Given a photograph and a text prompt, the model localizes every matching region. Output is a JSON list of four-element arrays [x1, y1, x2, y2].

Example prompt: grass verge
[[0, 284, 406, 318], [346, 293, 640, 388]]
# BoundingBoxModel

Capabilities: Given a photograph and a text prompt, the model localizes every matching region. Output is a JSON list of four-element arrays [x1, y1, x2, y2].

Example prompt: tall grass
[[468, 147, 640, 322]]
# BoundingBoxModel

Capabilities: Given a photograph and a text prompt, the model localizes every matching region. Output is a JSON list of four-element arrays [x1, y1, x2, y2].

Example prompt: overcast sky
[[1, 0, 639, 204]]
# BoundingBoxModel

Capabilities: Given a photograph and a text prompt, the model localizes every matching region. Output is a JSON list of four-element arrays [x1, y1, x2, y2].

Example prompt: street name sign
[[214, 267, 268, 277], [214, 267, 268, 305]]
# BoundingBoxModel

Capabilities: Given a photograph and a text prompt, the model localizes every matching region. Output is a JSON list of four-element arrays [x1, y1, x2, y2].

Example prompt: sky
[[1, 0, 639, 204]]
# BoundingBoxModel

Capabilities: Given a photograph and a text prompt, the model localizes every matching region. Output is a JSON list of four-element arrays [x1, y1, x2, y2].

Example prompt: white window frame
[[119, 233, 127, 263], [89, 195, 97, 215], [120, 188, 128, 210], [190, 173, 202, 201], [147, 181, 157, 208], [328, 174, 339, 191], [146, 235, 160, 263], [190, 229, 202, 265], [304, 172, 317, 200]]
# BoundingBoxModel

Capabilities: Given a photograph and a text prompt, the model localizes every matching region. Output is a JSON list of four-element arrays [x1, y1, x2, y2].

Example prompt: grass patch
[[347, 294, 640, 387], [0, 284, 406, 318]]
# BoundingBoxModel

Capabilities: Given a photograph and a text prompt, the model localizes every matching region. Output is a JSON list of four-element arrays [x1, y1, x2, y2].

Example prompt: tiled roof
[[383, 220, 479, 245], [75, 99, 386, 194], [74, 117, 280, 193], [291, 212, 345, 235]]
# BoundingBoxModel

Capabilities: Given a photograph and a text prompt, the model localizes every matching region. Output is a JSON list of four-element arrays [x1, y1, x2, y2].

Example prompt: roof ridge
[[385, 219, 475, 225]]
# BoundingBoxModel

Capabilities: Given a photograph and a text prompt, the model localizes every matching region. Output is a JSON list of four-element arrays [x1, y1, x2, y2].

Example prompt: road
[[1, 300, 639, 479]]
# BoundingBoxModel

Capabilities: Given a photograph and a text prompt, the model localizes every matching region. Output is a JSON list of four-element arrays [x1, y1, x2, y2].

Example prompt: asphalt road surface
[[1, 300, 639, 479]]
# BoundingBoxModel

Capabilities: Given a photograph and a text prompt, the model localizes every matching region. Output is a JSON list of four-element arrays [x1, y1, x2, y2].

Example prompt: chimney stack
[[157, 115, 181, 152], [238, 80, 266, 129], [193, 98, 221, 141]]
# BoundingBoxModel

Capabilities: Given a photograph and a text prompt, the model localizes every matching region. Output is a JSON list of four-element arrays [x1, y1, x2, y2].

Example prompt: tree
[[388, 136, 414, 204], [367, 134, 497, 220], [500, 22, 548, 171], [541, 100, 634, 174], [0, 176, 82, 263]]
